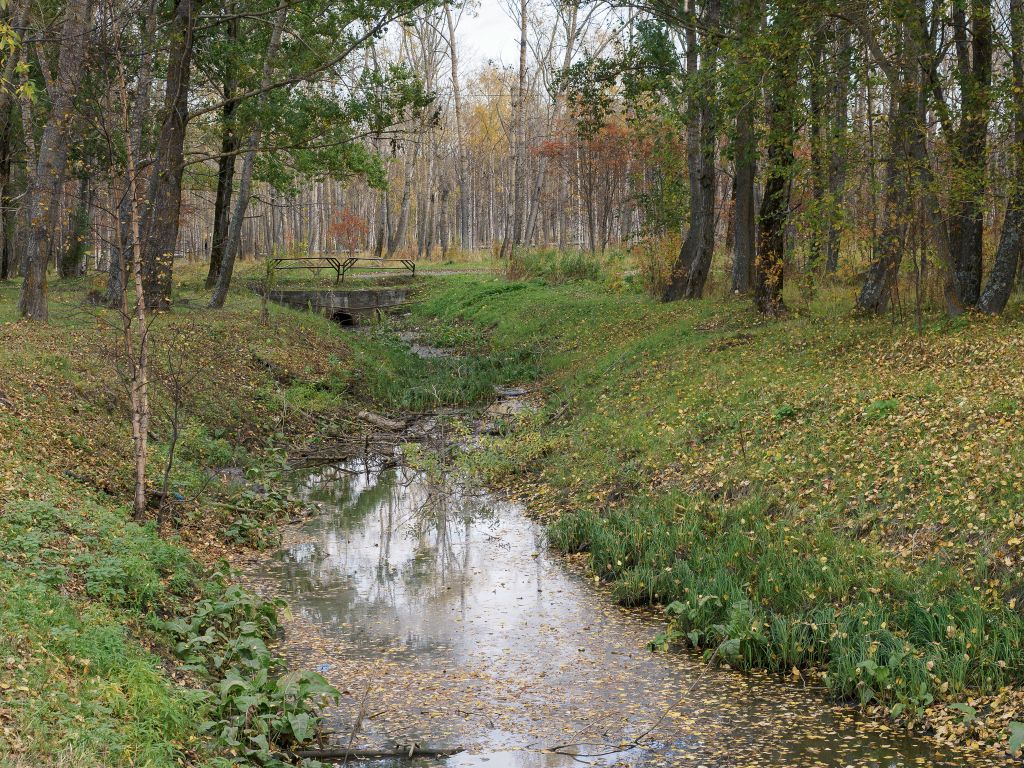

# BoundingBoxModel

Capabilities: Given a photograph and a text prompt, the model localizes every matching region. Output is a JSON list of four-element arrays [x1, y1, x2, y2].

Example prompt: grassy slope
[[408, 274, 1024, 754], [0, 274, 347, 766], [0, 268, 494, 767]]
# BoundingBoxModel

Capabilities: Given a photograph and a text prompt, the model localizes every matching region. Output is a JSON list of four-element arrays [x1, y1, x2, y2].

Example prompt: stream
[[243, 460, 1010, 767]]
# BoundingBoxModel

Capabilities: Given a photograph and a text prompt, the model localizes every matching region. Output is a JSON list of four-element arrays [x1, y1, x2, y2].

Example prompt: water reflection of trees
[[372, 463, 493, 606], [271, 457, 497, 650], [426, 470, 493, 593]]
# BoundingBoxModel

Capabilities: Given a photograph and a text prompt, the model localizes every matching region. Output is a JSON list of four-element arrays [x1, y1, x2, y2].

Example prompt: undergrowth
[[346, 320, 537, 410], [549, 495, 1024, 724]]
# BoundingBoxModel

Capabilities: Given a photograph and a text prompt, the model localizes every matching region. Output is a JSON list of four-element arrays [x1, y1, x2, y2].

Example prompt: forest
[[3, 0, 1024, 766], [0, 0, 1021, 318]]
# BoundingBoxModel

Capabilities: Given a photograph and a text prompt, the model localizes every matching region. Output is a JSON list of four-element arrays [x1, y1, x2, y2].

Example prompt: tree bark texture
[[140, 0, 200, 311], [18, 0, 91, 320]]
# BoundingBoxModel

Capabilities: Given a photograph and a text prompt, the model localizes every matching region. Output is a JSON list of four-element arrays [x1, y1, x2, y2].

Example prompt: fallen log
[[357, 410, 406, 432], [287, 745, 463, 760]]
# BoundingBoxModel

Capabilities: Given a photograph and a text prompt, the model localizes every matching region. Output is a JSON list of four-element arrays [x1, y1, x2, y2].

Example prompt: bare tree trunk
[[978, 0, 1023, 313], [373, 188, 387, 258], [113, 49, 152, 521], [0, 0, 23, 282], [524, 2, 579, 246], [825, 24, 851, 274], [18, 0, 91, 320], [60, 175, 91, 278], [388, 144, 418, 256], [857, 82, 917, 314], [662, 0, 719, 302], [206, 10, 240, 288], [140, 0, 200, 311], [854, 3, 940, 315], [949, 0, 992, 308], [107, 0, 157, 306], [420, 130, 437, 258], [444, 2, 470, 251], [731, 100, 755, 293], [753, 92, 793, 315], [0, 107, 13, 281], [500, 0, 529, 260], [439, 184, 450, 259], [209, 0, 287, 309], [808, 29, 827, 271]]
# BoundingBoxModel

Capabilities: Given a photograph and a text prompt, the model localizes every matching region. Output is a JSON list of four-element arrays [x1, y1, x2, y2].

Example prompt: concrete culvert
[[330, 311, 354, 326]]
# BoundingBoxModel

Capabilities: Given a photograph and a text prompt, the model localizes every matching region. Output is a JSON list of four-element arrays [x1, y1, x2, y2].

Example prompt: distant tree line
[[0, 0, 1021, 319], [0, 0, 430, 320]]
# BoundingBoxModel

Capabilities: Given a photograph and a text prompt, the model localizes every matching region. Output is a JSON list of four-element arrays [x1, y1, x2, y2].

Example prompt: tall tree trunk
[[388, 144, 419, 256], [111, 49, 153, 522], [0, 107, 13, 281], [825, 24, 851, 274], [662, 0, 719, 302], [444, 3, 470, 251], [524, 2, 579, 246], [439, 184, 450, 259], [206, 10, 240, 287], [949, 0, 992, 307], [18, 0, 90, 320], [857, 69, 919, 313], [419, 131, 437, 258], [207, 107, 238, 286], [0, 0, 24, 282], [977, 0, 1024, 313], [373, 188, 387, 258], [808, 29, 827, 271], [731, 100, 755, 293], [107, 0, 158, 306], [424, 190, 436, 259], [499, 0, 529, 260], [60, 175, 91, 278], [753, 90, 794, 315], [209, 0, 287, 309], [140, 0, 200, 311], [855, 4, 936, 314]]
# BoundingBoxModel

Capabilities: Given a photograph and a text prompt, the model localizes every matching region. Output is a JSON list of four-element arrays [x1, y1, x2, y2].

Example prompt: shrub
[[634, 234, 680, 297], [507, 248, 607, 284]]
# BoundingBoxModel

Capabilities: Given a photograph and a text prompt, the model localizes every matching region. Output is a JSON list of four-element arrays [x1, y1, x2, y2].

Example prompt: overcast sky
[[457, 2, 523, 68]]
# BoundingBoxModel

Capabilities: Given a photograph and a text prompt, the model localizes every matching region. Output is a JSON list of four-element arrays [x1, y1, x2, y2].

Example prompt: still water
[[244, 461, 1009, 767]]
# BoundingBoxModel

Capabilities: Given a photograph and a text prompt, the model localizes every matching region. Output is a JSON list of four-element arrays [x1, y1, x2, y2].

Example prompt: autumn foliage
[[329, 207, 369, 256]]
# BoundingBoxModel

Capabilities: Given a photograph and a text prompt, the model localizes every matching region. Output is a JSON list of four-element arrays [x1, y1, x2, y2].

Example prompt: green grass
[[0, 269, 363, 766], [506, 248, 625, 284], [400, 274, 1024, 729], [346, 320, 538, 411], [0, 485, 202, 766]]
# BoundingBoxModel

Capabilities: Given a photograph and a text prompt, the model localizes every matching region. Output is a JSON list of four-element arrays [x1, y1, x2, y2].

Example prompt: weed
[[162, 578, 339, 766]]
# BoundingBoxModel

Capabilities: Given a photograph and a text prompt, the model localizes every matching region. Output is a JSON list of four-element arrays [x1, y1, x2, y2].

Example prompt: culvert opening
[[330, 311, 355, 326]]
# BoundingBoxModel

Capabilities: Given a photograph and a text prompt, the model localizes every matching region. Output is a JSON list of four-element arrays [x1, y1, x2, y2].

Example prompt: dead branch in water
[[284, 745, 463, 761], [357, 409, 406, 431]]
